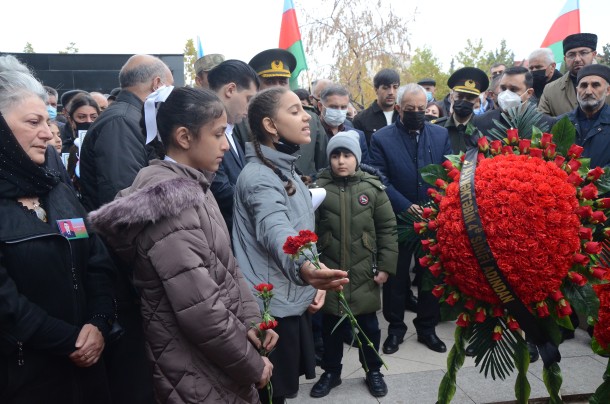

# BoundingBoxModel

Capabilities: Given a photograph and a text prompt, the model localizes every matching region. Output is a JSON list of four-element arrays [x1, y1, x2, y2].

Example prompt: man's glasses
[[565, 50, 592, 60]]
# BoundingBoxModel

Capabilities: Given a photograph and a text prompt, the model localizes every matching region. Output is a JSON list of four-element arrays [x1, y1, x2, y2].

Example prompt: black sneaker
[[310, 372, 341, 398], [365, 371, 388, 397]]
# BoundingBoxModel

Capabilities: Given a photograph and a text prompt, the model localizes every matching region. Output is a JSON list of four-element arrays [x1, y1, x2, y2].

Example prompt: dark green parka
[[314, 166, 398, 316]]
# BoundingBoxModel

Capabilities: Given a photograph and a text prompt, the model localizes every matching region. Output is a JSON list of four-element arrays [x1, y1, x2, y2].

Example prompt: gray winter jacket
[[89, 160, 263, 404], [232, 143, 317, 318]]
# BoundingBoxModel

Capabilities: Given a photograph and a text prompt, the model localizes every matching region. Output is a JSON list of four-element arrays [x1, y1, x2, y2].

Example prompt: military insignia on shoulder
[[358, 194, 369, 205]]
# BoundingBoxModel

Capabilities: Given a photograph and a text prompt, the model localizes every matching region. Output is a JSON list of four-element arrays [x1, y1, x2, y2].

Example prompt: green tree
[[484, 39, 515, 72], [184, 38, 197, 86], [302, 0, 412, 108], [408, 47, 450, 100], [58, 42, 79, 54], [598, 43, 610, 67], [23, 42, 35, 53], [455, 39, 487, 70]]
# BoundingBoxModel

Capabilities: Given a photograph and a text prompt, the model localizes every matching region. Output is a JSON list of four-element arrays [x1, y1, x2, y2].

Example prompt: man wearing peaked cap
[[433, 67, 488, 154], [539, 33, 610, 116], [229, 48, 328, 182], [194, 53, 225, 89], [566, 64, 610, 169], [248, 48, 296, 89]]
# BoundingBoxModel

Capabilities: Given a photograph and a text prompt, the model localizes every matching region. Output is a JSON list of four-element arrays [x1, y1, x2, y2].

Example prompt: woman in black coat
[[0, 55, 115, 403]]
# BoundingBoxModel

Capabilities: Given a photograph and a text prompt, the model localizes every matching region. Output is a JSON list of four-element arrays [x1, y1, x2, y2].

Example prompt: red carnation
[[579, 227, 593, 240], [429, 262, 442, 277], [422, 207, 437, 219], [421, 239, 432, 252], [464, 299, 476, 310], [478, 137, 490, 152], [490, 140, 502, 155], [474, 307, 486, 323], [549, 290, 564, 301], [576, 205, 593, 219], [456, 313, 470, 328], [428, 220, 438, 231], [540, 133, 553, 147], [581, 183, 599, 200], [492, 325, 503, 341], [448, 169, 461, 181], [492, 306, 504, 317], [567, 173, 584, 186], [507, 128, 519, 144], [591, 211, 608, 224], [597, 198, 610, 209], [283, 236, 302, 256], [529, 147, 543, 158], [414, 221, 428, 234], [431, 284, 445, 299], [568, 144, 584, 159], [587, 167, 605, 182], [419, 255, 432, 267], [429, 243, 440, 255], [591, 267, 607, 279], [435, 179, 448, 190], [519, 139, 532, 154], [298, 230, 318, 244], [544, 144, 557, 159], [568, 271, 587, 286], [442, 160, 454, 171], [445, 291, 460, 306], [585, 241, 602, 255], [566, 159, 582, 174], [573, 253, 590, 266], [557, 299, 573, 317], [554, 155, 566, 168], [501, 145, 514, 155], [254, 283, 274, 293], [507, 316, 520, 331], [536, 301, 550, 318]]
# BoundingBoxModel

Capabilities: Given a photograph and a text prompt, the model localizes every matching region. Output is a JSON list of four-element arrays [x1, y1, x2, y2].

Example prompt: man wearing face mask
[[539, 33, 610, 117], [433, 67, 488, 154], [417, 78, 437, 103], [527, 48, 563, 106], [369, 83, 451, 355], [567, 64, 610, 168], [318, 84, 369, 164], [474, 66, 556, 137]]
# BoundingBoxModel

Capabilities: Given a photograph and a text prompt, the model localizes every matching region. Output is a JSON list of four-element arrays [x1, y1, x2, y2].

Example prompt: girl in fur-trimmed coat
[[89, 87, 276, 404]]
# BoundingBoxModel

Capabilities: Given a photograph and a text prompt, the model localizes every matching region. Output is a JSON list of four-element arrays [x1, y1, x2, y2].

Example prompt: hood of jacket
[[88, 160, 213, 260]]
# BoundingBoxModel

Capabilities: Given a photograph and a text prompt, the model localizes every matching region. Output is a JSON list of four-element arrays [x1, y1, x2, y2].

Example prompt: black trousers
[[320, 312, 382, 374], [383, 244, 440, 338]]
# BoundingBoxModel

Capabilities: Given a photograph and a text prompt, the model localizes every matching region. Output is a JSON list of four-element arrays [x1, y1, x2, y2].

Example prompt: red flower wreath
[[436, 154, 581, 304]]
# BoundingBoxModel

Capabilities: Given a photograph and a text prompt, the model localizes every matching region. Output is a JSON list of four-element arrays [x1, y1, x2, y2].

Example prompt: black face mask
[[452, 100, 474, 118], [275, 138, 301, 155], [531, 69, 548, 97], [425, 114, 438, 122], [75, 122, 91, 132], [401, 111, 425, 131]]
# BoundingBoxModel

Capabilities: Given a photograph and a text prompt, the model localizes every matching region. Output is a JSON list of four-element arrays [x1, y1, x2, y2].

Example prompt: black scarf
[[0, 113, 60, 198]]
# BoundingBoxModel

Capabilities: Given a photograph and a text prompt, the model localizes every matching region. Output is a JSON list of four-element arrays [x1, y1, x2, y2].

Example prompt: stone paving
[[288, 308, 605, 403]]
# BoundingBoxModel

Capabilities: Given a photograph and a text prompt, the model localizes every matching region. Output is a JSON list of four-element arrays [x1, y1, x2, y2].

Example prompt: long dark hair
[[156, 87, 225, 152], [247, 87, 297, 196]]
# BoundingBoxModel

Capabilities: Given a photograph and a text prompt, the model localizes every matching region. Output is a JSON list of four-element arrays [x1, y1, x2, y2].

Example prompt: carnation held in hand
[[411, 119, 610, 404]]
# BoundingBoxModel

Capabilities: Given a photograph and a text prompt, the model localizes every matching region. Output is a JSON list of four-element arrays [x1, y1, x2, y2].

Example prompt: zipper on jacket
[[17, 341, 24, 366], [339, 177, 350, 313]]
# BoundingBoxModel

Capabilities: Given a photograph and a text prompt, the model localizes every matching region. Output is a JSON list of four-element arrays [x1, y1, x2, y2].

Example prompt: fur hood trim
[[89, 177, 204, 235]]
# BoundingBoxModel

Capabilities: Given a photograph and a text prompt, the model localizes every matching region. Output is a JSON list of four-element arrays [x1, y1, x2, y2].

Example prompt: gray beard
[[577, 97, 604, 113]]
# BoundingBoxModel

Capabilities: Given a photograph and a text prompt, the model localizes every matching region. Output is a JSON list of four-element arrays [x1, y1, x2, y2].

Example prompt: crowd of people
[[0, 30, 610, 404]]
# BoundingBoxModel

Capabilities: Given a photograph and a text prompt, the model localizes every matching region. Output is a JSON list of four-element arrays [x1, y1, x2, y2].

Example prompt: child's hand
[[374, 271, 389, 285]]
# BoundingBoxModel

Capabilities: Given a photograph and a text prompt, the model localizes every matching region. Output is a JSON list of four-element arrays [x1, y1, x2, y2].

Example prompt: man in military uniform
[[432, 67, 488, 154], [231, 48, 328, 180], [194, 53, 225, 89]]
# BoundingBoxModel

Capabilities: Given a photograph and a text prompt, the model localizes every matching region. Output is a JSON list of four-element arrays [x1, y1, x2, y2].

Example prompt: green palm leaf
[[469, 318, 519, 380], [486, 105, 551, 141]]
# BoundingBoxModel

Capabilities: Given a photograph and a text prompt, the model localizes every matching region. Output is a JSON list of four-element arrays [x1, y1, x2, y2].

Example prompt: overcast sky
[[1, 0, 608, 77]]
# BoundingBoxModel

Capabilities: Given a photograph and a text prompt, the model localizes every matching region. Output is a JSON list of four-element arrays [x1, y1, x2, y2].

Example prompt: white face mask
[[497, 89, 526, 111], [323, 107, 348, 127]]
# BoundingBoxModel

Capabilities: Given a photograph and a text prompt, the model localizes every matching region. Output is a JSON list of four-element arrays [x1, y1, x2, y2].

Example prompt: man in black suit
[[208, 60, 260, 232]]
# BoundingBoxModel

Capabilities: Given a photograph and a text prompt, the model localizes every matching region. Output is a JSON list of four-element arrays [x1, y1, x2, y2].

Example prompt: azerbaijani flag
[[279, 0, 308, 89], [196, 35, 204, 59], [540, 0, 580, 70]]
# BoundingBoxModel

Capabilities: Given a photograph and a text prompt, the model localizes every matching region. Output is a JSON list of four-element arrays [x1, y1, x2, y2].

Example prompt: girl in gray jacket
[[232, 87, 348, 403]]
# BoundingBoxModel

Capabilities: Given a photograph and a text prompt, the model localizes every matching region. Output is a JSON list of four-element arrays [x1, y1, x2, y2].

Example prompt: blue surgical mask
[[473, 107, 485, 116], [426, 91, 433, 102], [323, 107, 348, 127], [47, 105, 57, 120]]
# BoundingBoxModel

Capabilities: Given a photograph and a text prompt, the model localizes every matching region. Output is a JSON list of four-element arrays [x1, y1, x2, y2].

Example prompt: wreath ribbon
[[459, 147, 561, 368]]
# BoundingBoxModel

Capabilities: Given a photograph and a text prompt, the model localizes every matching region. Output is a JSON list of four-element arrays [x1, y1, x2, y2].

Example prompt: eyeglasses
[[565, 50, 592, 60]]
